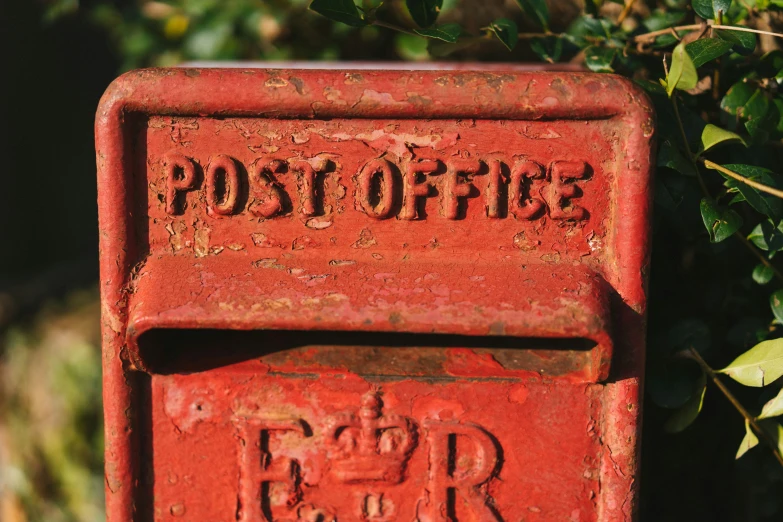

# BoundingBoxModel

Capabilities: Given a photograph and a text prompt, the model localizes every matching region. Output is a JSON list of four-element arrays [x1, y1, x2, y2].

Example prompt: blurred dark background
[[1, 1, 782, 521]]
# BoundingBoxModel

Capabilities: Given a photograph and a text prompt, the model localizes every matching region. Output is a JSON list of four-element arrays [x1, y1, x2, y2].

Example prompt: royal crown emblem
[[324, 392, 417, 484]]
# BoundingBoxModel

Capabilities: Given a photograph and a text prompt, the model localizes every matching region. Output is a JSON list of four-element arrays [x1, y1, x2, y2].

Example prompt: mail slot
[[96, 68, 654, 521]]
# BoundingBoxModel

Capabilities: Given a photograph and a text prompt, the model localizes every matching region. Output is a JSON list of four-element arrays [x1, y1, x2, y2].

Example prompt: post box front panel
[[142, 371, 603, 521], [96, 69, 654, 522]]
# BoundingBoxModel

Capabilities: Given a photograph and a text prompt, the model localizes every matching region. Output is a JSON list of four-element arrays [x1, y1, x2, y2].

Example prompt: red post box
[[96, 68, 654, 521]]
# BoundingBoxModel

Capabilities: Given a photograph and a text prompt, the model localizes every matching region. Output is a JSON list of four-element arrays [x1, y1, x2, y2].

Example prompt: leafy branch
[[308, 0, 783, 474], [687, 346, 783, 466]]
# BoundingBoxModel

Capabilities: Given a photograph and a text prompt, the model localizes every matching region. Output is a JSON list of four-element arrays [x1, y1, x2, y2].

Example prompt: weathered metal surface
[[96, 68, 654, 521]]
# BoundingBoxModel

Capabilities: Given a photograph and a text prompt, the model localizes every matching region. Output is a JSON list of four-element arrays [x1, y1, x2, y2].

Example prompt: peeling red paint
[[96, 68, 654, 521]]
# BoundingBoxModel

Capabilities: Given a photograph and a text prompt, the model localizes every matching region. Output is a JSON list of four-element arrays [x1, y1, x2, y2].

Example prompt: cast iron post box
[[96, 68, 654, 521]]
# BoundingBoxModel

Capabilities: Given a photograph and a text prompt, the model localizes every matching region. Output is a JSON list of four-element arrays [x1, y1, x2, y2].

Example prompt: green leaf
[[642, 9, 687, 31], [700, 124, 746, 153], [635, 79, 667, 96], [309, 0, 367, 27], [658, 140, 697, 177], [759, 420, 783, 458], [414, 23, 461, 43], [653, 34, 679, 49], [721, 164, 783, 223], [395, 33, 429, 61], [736, 419, 759, 459], [753, 263, 775, 285], [773, 98, 783, 135], [584, 46, 616, 73], [772, 289, 783, 323], [655, 175, 686, 214], [648, 360, 703, 408], [489, 18, 518, 51], [759, 50, 783, 78], [749, 220, 783, 251], [665, 43, 698, 97], [758, 387, 783, 419], [721, 80, 756, 125], [742, 89, 770, 122], [672, 319, 713, 354], [719, 337, 783, 386], [515, 0, 550, 31], [406, 0, 443, 28], [685, 38, 733, 68], [716, 29, 756, 55], [664, 372, 707, 433], [564, 15, 611, 47], [692, 0, 732, 20], [700, 198, 743, 242], [530, 36, 563, 63]]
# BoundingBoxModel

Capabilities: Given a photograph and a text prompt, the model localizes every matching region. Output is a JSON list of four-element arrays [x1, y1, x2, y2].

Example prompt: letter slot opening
[[133, 328, 603, 380]]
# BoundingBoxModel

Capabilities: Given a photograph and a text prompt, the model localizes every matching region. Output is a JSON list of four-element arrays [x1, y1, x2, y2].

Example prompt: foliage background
[[2, 0, 783, 520]]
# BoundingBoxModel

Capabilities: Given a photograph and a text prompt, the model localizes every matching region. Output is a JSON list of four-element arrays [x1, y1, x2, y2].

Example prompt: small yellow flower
[[164, 14, 189, 40]]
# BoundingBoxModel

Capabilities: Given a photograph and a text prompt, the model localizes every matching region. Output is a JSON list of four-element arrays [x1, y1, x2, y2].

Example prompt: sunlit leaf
[[515, 0, 550, 31], [686, 38, 733, 68], [309, 0, 367, 27], [414, 23, 461, 43], [664, 372, 706, 433], [489, 18, 518, 51], [700, 124, 746, 153], [758, 387, 783, 419], [719, 337, 783, 386], [736, 420, 759, 458], [700, 198, 743, 243], [665, 43, 698, 97]]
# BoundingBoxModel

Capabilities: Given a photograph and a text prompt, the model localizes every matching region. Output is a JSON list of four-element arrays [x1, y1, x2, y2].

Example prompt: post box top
[[96, 67, 654, 382], [97, 67, 653, 124]]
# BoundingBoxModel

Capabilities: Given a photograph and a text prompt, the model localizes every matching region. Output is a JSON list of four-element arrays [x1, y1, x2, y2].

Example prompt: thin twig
[[618, 0, 637, 24], [635, 21, 783, 43], [702, 159, 783, 199], [518, 32, 556, 39], [634, 24, 703, 42], [688, 347, 783, 467], [712, 23, 783, 38]]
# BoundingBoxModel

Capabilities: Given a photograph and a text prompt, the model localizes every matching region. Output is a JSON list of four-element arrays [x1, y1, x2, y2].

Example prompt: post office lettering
[[162, 151, 590, 222]]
